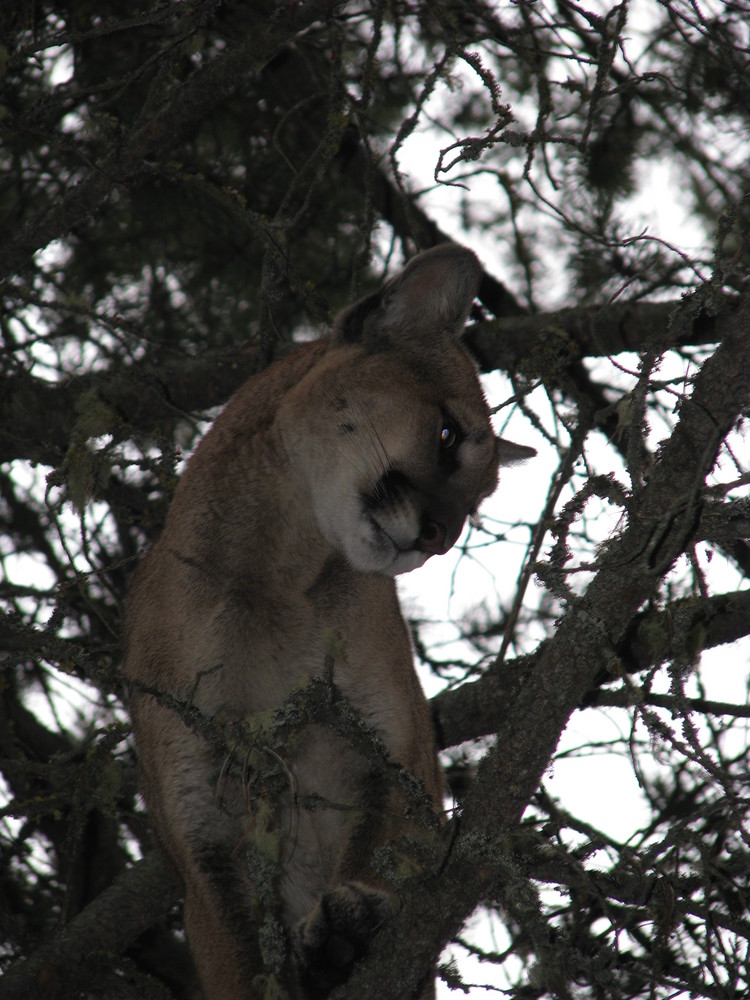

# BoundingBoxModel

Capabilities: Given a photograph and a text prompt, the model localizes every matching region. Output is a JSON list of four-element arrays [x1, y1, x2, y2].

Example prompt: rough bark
[[338, 289, 750, 998]]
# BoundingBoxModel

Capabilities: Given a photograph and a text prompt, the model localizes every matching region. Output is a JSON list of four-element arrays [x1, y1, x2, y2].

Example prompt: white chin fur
[[317, 497, 430, 576], [345, 541, 430, 576], [341, 516, 430, 576]]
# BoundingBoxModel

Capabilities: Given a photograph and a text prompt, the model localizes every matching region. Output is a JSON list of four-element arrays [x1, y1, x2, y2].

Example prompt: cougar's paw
[[295, 882, 390, 998]]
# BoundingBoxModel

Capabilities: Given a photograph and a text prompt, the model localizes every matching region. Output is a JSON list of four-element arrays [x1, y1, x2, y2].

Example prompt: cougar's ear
[[334, 244, 482, 349], [496, 438, 537, 466]]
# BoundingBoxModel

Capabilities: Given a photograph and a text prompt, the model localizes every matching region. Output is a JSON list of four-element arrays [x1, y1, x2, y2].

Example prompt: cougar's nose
[[416, 517, 449, 555]]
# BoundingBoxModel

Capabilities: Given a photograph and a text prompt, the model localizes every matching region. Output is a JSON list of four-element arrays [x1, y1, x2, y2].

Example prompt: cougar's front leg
[[289, 764, 438, 1000], [135, 705, 276, 999], [183, 875, 257, 1000]]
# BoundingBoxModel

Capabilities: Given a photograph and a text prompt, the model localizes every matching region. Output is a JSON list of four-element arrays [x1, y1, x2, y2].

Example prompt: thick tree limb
[[0, 852, 181, 1000], [340, 289, 750, 998], [0, 343, 266, 467], [466, 295, 726, 369], [0, 291, 733, 469], [432, 587, 750, 749]]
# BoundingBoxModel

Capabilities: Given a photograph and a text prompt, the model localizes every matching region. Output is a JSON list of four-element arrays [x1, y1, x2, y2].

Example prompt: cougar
[[124, 244, 535, 999]]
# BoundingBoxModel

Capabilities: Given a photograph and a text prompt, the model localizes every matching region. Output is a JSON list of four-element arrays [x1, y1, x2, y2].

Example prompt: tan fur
[[124, 245, 534, 999]]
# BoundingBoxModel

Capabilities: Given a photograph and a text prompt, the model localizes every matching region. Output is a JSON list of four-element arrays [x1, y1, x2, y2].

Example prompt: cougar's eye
[[440, 419, 459, 450]]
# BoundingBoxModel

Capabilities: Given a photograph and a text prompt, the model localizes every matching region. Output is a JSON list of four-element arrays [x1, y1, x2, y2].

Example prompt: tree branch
[[432, 587, 750, 749], [340, 288, 750, 998], [0, 342, 267, 467], [1, 290, 735, 469], [0, 852, 181, 1000], [466, 294, 729, 370]]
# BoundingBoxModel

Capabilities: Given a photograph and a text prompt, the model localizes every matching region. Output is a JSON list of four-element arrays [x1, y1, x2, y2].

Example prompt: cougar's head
[[281, 245, 535, 576]]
